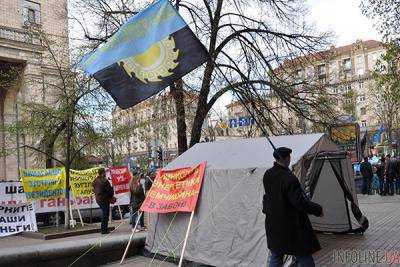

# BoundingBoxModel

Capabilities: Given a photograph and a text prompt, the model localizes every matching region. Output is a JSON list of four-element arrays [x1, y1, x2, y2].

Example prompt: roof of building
[[281, 39, 383, 70]]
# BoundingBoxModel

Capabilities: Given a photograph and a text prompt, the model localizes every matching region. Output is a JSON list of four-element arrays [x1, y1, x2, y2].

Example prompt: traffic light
[[157, 147, 163, 161]]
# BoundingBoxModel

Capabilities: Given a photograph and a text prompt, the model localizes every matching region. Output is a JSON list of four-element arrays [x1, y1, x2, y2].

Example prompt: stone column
[[4, 88, 18, 180]]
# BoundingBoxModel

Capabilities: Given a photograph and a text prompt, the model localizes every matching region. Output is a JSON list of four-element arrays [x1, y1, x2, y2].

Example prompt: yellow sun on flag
[[119, 36, 179, 83]]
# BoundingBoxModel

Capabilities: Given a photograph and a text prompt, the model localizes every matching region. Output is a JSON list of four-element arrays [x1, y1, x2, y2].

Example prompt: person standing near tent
[[263, 147, 323, 267], [129, 176, 145, 231], [377, 156, 386, 195], [385, 155, 397, 196], [93, 168, 115, 234], [360, 156, 373, 195]]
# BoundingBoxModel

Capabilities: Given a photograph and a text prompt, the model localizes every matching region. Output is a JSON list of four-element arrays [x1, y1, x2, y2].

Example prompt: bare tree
[[361, 0, 400, 40], [370, 42, 400, 152], [71, 0, 336, 153], [5, 29, 114, 228]]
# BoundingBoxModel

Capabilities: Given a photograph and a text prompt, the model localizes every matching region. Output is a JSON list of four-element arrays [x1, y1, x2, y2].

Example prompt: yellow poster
[[70, 167, 100, 197], [20, 167, 66, 201]]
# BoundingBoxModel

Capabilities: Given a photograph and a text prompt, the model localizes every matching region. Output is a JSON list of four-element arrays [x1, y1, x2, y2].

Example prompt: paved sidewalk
[[105, 256, 176, 267], [314, 194, 400, 267]]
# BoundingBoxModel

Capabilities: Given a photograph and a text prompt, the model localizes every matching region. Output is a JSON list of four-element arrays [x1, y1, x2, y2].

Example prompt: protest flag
[[80, 0, 210, 109]]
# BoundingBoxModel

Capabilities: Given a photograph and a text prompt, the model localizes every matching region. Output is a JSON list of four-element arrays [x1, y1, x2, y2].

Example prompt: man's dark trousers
[[98, 202, 110, 234], [269, 250, 315, 267]]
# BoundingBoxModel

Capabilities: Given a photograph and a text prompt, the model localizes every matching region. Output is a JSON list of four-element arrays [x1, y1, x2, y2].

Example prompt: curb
[[0, 233, 146, 267], [21, 226, 116, 240]]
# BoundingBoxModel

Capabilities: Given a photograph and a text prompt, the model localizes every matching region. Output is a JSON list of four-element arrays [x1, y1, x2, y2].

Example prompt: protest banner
[[0, 203, 37, 237], [0, 181, 27, 204], [140, 162, 206, 213], [70, 167, 100, 197], [20, 168, 66, 201], [33, 193, 130, 213], [109, 166, 132, 194]]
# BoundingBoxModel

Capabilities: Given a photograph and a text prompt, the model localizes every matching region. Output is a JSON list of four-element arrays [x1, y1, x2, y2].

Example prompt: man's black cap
[[273, 147, 292, 160]]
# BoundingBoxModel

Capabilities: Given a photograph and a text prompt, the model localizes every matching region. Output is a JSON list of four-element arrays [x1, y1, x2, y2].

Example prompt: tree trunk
[[64, 119, 72, 229], [189, 62, 214, 147], [170, 80, 188, 155]]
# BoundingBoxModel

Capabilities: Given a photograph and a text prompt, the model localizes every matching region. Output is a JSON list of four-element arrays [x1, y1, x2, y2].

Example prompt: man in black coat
[[385, 156, 397, 196], [263, 147, 323, 267], [360, 156, 373, 195]]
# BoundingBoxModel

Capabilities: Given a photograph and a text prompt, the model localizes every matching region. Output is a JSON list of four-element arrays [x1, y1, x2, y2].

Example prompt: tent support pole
[[344, 193, 352, 230], [120, 211, 142, 265], [178, 211, 195, 267]]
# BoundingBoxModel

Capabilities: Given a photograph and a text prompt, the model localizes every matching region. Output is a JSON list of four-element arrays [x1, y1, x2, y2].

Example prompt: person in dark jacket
[[360, 156, 374, 195], [385, 156, 397, 196], [263, 147, 323, 267], [130, 176, 145, 230], [376, 156, 386, 195], [93, 168, 114, 234]]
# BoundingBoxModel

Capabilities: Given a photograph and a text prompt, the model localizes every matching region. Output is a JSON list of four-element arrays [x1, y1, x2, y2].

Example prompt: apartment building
[[111, 91, 201, 165], [0, 0, 69, 180]]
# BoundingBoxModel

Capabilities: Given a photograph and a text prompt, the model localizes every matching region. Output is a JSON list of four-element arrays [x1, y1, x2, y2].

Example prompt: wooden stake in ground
[[71, 191, 84, 226], [178, 211, 195, 267], [120, 211, 143, 265]]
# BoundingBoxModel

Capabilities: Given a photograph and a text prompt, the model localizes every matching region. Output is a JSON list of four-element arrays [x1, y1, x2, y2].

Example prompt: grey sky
[[306, 0, 381, 45]]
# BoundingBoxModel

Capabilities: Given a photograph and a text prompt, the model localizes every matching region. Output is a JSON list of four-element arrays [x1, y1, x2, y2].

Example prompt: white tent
[[145, 133, 367, 267]]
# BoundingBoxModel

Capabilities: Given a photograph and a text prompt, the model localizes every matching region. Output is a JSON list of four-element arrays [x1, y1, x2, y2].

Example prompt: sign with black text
[[0, 203, 37, 237]]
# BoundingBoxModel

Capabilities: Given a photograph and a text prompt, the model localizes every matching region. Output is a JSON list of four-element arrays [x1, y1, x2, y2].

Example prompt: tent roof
[[165, 133, 327, 170]]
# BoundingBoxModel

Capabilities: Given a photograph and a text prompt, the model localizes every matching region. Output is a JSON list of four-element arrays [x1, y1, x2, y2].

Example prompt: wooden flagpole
[[120, 211, 143, 264], [178, 211, 195, 267]]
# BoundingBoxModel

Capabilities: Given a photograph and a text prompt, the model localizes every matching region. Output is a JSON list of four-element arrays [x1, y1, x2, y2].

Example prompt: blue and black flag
[[81, 0, 209, 109]]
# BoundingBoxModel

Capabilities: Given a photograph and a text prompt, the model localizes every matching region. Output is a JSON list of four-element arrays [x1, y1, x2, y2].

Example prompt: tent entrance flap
[[302, 151, 369, 234]]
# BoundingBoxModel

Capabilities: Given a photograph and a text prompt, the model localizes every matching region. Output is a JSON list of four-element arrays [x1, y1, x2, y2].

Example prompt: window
[[356, 55, 365, 76], [342, 58, 352, 72], [368, 52, 379, 70], [361, 120, 367, 128], [28, 9, 35, 23], [358, 81, 364, 90], [360, 107, 366, 115], [329, 61, 338, 81], [22, 1, 41, 26], [358, 94, 366, 102], [306, 66, 314, 79], [317, 64, 326, 78], [342, 83, 351, 94], [295, 69, 303, 81]]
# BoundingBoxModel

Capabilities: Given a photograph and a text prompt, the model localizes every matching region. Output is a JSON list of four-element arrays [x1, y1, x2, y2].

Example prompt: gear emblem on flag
[[119, 36, 179, 83]]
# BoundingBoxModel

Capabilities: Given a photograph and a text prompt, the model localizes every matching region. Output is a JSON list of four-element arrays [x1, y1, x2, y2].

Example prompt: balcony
[[0, 26, 41, 46]]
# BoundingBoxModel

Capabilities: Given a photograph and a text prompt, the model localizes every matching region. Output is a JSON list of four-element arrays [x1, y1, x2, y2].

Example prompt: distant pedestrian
[[360, 157, 373, 195], [372, 166, 380, 195], [376, 156, 386, 195], [93, 168, 115, 234], [263, 147, 323, 267], [385, 155, 397, 196], [130, 177, 145, 231]]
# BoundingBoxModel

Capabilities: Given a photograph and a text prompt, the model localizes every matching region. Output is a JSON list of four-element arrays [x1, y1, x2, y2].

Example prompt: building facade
[[288, 39, 385, 131], [111, 91, 201, 167], [218, 40, 385, 140], [0, 0, 69, 180]]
